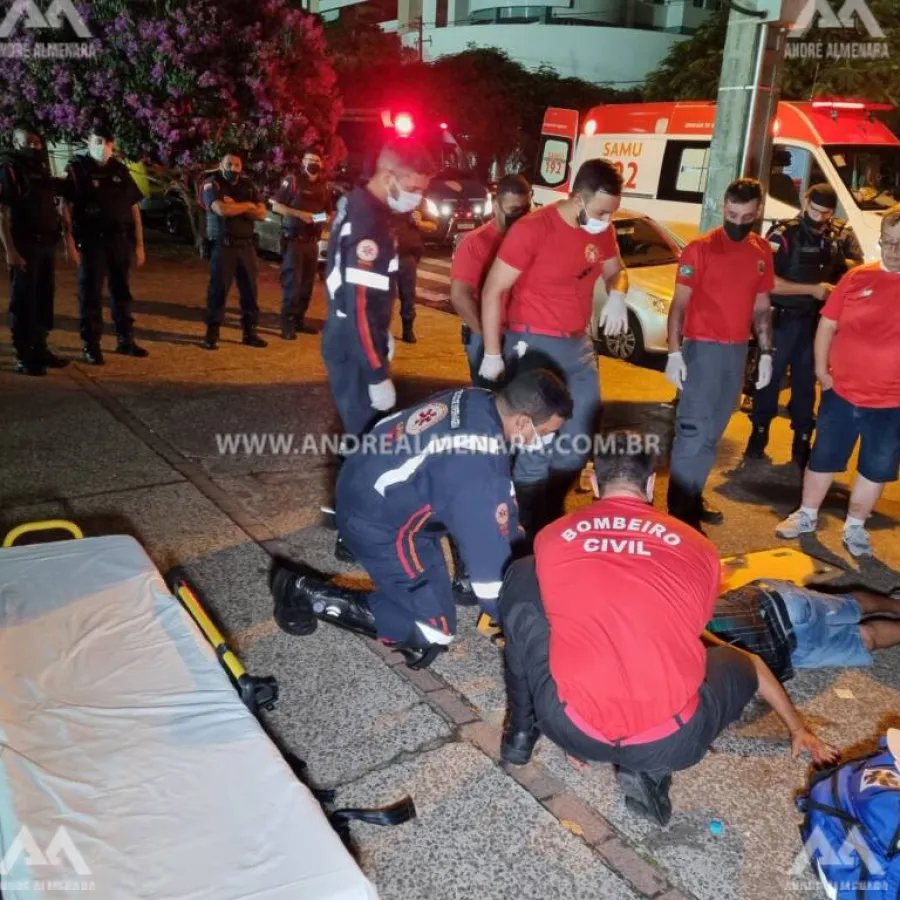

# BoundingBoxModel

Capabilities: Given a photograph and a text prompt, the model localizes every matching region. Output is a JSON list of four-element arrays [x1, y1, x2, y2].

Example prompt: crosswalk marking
[[417, 269, 451, 286], [422, 257, 451, 271], [416, 287, 449, 304]]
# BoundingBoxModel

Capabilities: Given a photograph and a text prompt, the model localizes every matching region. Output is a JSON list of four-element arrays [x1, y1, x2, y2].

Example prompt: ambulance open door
[[532, 108, 580, 208]]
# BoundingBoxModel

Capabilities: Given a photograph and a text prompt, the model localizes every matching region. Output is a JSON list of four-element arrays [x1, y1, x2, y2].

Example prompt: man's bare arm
[[271, 201, 314, 223], [667, 284, 692, 352], [131, 204, 144, 253], [210, 199, 254, 217], [481, 260, 522, 356], [814, 316, 838, 387], [602, 253, 629, 295], [753, 292, 773, 353], [773, 276, 832, 299], [450, 280, 482, 333], [0, 206, 20, 262]]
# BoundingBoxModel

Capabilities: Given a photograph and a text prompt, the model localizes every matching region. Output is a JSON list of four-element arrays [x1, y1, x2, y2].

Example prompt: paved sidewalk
[[2, 249, 899, 900]]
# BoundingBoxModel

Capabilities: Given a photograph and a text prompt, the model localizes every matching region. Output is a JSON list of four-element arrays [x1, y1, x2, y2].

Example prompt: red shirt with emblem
[[534, 497, 721, 740], [821, 262, 900, 408], [676, 227, 775, 343], [496, 205, 619, 334], [451, 221, 506, 311]]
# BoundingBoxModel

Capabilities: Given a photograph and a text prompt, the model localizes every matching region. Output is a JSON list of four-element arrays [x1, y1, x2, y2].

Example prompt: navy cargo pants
[[77, 233, 135, 344], [9, 239, 55, 358], [205, 239, 260, 329], [281, 237, 318, 323]]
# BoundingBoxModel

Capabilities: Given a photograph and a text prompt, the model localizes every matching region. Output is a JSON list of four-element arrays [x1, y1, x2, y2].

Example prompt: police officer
[[0, 121, 67, 375], [393, 202, 424, 344], [201, 149, 268, 350], [479, 159, 630, 536], [271, 148, 332, 340], [745, 184, 863, 467], [63, 123, 148, 365], [271, 370, 572, 669], [321, 138, 434, 437]]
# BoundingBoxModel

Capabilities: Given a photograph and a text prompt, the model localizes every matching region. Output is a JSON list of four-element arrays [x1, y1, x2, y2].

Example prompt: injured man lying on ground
[[497, 433, 841, 827]]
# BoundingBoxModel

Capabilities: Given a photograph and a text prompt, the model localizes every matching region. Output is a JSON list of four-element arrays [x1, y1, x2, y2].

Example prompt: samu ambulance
[[532, 100, 900, 262]]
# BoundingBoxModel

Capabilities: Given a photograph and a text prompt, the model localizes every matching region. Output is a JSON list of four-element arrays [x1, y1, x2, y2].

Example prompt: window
[[658, 140, 710, 203], [533, 136, 572, 189], [615, 218, 682, 268]]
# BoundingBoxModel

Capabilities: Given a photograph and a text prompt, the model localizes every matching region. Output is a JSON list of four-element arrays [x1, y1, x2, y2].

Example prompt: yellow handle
[[2, 519, 84, 548], [175, 582, 247, 680]]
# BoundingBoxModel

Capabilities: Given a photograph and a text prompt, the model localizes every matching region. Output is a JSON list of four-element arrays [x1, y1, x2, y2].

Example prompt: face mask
[[518, 419, 555, 450], [222, 170, 238, 183], [305, 162, 322, 176], [802, 211, 829, 232], [90, 144, 112, 164], [502, 208, 528, 231], [387, 180, 422, 214], [578, 198, 610, 234], [17, 147, 40, 162], [723, 220, 753, 242]]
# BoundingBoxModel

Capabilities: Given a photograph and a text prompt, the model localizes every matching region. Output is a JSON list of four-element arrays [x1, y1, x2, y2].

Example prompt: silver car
[[255, 203, 330, 262], [591, 210, 685, 364]]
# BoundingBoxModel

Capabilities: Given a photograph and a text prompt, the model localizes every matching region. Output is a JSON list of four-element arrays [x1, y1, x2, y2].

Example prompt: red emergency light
[[394, 112, 414, 137], [811, 99, 894, 112], [439, 122, 448, 130]]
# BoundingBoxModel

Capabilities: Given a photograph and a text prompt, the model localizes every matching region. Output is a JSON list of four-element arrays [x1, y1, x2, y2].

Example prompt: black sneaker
[[203, 326, 219, 350], [271, 566, 318, 636], [242, 331, 268, 348], [744, 424, 769, 460], [617, 768, 673, 827], [14, 357, 46, 376], [116, 339, 149, 358], [401, 324, 417, 344], [82, 344, 105, 366], [282, 321, 297, 341], [500, 726, 540, 766], [698, 498, 724, 525], [452, 574, 478, 606]]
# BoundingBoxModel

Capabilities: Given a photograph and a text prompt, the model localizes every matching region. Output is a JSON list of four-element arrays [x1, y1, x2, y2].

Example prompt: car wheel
[[602, 312, 644, 363], [165, 209, 190, 242]]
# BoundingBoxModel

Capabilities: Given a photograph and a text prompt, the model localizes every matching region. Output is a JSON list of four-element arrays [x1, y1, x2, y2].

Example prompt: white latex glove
[[756, 353, 773, 390], [665, 351, 687, 390], [387, 333, 395, 362], [599, 290, 628, 337], [479, 353, 505, 382], [368, 379, 396, 411]]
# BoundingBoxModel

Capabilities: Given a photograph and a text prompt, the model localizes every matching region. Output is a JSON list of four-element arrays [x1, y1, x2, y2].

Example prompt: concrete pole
[[699, 2, 788, 234]]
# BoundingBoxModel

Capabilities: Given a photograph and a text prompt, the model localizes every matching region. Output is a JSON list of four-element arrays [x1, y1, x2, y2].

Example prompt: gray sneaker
[[843, 524, 873, 558], [776, 509, 818, 539]]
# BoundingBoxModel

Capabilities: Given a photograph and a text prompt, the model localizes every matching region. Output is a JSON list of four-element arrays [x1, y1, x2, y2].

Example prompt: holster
[[461, 323, 472, 346]]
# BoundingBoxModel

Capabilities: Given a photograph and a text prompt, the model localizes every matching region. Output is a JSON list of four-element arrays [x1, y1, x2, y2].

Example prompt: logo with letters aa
[[406, 402, 447, 435], [679, 264, 694, 277], [357, 239, 379, 263], [495, 502, 509, 536], [585, 244, 599, 264]]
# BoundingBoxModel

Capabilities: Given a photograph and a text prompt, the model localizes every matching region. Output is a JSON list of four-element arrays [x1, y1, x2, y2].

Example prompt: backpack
[[796, 730, 900, 899]]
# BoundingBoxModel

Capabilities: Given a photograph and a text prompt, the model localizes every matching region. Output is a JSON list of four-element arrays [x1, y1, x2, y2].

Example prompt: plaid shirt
[[708, 580, 797, 683]]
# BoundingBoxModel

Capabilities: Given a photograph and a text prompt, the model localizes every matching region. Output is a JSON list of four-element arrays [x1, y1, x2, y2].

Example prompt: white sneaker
[[776, 509, 818, 539], [843, 524, 873, 558]]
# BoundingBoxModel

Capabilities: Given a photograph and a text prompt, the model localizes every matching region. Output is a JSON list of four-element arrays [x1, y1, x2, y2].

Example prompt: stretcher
[[0, 521, 414, 900], [476, 547, 846, 644]]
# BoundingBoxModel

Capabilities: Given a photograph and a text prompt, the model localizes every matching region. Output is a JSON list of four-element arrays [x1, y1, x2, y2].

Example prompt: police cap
[[807, 183, 838, 210]]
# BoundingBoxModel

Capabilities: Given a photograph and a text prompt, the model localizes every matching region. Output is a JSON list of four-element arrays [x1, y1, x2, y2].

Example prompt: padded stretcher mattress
[[0, 535, 379, 900]]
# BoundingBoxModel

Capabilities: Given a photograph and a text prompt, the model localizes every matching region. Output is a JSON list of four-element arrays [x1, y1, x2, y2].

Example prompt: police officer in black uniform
[[744, 184, 863, 467], [0, 121, 67, 375], [393, 204, 424, 344], [271, 148, 332, 340], [271, 371, 572, 669], [201, 149, 268, 350], [63, 123, 148, 365]]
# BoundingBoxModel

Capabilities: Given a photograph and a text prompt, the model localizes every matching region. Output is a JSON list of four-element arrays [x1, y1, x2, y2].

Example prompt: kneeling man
[[499, 434, 837, 825]]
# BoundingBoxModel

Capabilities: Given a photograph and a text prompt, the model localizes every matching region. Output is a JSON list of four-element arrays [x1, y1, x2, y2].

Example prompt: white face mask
[[579, 198, 610, 234], [519, 418, 555, 450], [387, 178, 422, 214], [90, 143, 112, 164]]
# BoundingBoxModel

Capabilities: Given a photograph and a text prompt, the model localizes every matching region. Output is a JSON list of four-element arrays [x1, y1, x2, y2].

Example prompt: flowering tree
[[0, 0, 342, 173]]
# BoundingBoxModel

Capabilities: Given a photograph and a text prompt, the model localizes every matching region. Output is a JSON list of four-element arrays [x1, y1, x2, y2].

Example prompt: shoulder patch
[[406, 402, 448, 435], [768, 240, 782, 251], [450, 389, 464, 429], [757, 259, 766, 274], [678, 263, 694, 277], [495, 502, 510, 536], [357, 239, 379, 262]]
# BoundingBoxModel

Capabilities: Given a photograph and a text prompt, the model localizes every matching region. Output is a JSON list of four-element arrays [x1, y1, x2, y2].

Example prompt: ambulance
[[532, 100, 900, 263]]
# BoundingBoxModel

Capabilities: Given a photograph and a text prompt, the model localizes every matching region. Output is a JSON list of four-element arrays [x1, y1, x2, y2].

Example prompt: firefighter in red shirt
[[498, 433, 837, 826], [478, 160, 631, 535], [450, 174, 532, 382], [666, 178, 775, 528], [777, 204, 900, 559]]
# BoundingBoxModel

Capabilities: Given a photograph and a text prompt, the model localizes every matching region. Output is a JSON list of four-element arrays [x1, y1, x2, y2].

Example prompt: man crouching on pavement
[[498, 433, 837, 826], [271, 369, 572, 669]]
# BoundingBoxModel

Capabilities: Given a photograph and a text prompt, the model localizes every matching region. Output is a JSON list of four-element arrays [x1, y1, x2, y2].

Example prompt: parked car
[[591, 209, 684, 364]]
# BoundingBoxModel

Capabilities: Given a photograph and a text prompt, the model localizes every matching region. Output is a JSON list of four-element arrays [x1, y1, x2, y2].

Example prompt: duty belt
[[215, 236, 254, 247], [507, 322, 585, 340]]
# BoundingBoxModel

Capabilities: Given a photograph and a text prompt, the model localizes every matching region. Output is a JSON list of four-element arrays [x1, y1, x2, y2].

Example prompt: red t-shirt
[[497, 204, 619, 334], [451, 221, 505, 311], [535, 497, 721, 740], [676, 227, 775, 343], [821, 262, 900, 408]]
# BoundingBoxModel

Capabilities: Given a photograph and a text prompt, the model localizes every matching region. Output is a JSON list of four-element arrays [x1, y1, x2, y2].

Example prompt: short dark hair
[[593, 431, 659, 490], [89, 122, 114, 141], [496, 174, 530, 200], [572, 159, 623, 198], [377, 139, 436, 178], [498, 369, 573, 427], [806, 183, 838, 209], [724, 178, 763, 205]]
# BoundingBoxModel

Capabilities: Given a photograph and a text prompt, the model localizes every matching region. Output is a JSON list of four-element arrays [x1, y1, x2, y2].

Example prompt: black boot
[[242, 328, 268, 348], [82, 343, 105, 366], [282, 316, 297, 341], [401, 321, 416, 344], [203, 324, 219, 350], [116, 336, 149, 357], [449, 539, 477, 606], [271, 563, 377, 639], [616, 767, 672, 827], [500, 657, 540, 765], [35, 335, 68, 369], [334, 533, 357, 564], [744, 423, 769, 460], [667, 480, 703, 532], [792, 431, 812, 470], [14, 354, 46, 376]]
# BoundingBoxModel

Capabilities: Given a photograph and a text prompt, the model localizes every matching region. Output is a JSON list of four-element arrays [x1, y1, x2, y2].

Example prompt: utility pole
[[698, 0, 801, 234]]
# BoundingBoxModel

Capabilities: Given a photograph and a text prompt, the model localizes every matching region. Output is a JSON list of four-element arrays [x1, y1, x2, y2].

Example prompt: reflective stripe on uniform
[[373, 434, 504, 496], [471, 581, 503, 601], [416, 621, 454, 646], [388, 256, 399, 272], [346, 267, 390, 291], [325, 266, 342, 297]]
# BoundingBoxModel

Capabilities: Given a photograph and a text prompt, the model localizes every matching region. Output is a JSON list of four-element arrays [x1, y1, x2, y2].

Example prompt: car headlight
[[473, 203, 483, 216], [649, 293, 668, 314], [426, 199, 439, 217], [484, 194, 492, 217], [440, 204, 452, 217]]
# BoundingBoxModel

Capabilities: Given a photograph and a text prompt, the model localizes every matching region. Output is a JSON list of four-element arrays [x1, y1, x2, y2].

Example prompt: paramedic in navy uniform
[[271, 370, 572, 669], [321, 139, 435, 437], [201, 149, 268, 351]]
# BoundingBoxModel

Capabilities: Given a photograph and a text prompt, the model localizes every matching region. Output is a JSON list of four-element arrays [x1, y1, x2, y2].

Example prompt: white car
[[591, 209, 685, 363]]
